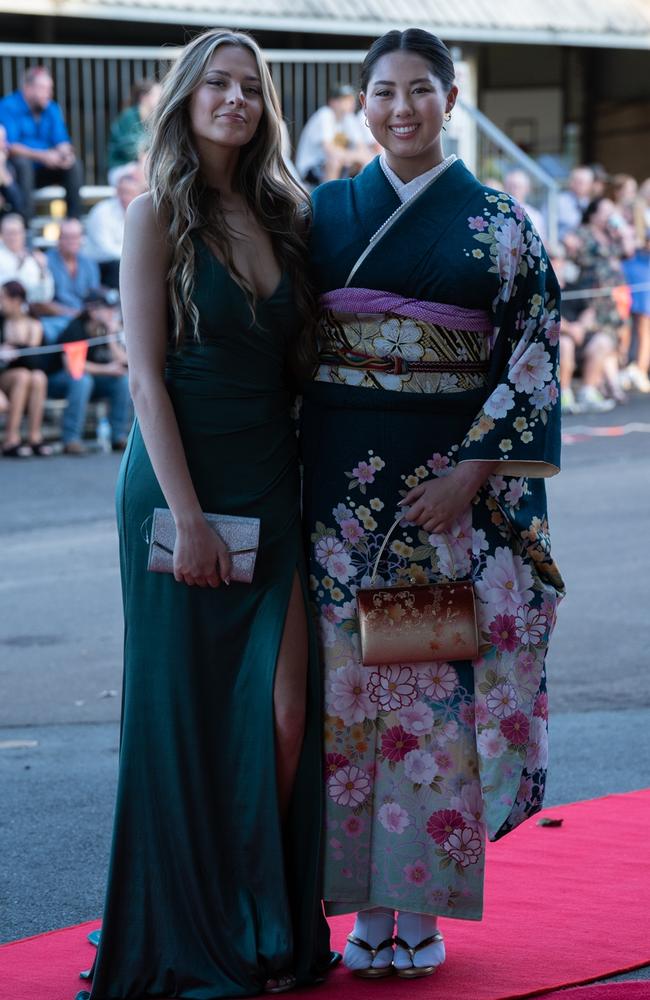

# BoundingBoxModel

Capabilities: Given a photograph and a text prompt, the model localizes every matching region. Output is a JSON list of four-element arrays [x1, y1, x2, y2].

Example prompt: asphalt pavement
[[1, 396, 649, 985]]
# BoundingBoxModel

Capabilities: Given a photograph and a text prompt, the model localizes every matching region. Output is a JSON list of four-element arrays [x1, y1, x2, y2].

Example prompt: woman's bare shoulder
[[124, 192, 168, 251]]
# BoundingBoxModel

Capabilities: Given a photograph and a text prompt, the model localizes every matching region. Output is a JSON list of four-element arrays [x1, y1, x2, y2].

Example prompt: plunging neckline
[[197, 234, 286, 305]]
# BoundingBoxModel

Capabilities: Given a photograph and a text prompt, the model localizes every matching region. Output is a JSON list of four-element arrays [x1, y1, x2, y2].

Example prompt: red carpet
[[542, 988, 650, 999], [1, 790, 649, 1000]]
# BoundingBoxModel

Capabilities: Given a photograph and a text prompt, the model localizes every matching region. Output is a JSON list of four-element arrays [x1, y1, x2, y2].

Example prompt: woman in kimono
[[302, 28, 564, 979]]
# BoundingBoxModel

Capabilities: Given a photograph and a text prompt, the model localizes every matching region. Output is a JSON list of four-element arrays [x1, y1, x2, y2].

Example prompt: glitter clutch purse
[[356, 515, 478, 666], [144, 508, 260, 583]]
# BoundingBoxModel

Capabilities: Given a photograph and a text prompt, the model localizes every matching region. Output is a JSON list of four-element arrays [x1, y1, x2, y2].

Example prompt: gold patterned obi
[[315, 288, 494, 394]]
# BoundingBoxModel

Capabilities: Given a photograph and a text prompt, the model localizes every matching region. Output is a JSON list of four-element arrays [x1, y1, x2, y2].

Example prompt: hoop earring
[[364, 116, 369, 127], [444, 111, 452, 122]]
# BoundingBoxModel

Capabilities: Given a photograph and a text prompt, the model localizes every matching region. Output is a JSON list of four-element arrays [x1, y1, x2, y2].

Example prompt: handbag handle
[[369, 511, 458, 586]]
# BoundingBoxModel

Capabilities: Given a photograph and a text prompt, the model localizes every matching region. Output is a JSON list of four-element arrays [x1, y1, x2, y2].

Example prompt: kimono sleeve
[[458, 209, 561, 478]]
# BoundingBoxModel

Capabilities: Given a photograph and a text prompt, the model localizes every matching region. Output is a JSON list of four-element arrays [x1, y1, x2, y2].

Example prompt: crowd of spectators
[[0, 66, 649, 456], [0, 66, 147, 457], [552, 165, 650, 413]]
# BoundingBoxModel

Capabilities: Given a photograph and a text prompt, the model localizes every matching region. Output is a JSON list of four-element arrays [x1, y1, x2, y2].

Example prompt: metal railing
[[460, 101, 559, 247], [0, 43, 366, 185], [0, 42, 558, 243]]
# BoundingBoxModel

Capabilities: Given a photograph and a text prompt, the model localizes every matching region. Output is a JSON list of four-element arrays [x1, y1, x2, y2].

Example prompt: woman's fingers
[[403, 498, 429, 522], [401, 483, 425, 506], [216, 546, 232, 586]]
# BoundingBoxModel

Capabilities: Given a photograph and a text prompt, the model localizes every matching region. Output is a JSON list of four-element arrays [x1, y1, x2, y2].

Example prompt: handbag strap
[[369, 512, 457, 586]]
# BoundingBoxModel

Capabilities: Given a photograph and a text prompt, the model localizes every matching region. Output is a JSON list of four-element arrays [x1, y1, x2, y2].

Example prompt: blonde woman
[[77, 29, 332, 999]]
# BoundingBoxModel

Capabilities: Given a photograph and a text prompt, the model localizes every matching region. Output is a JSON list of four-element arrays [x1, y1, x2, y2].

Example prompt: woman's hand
[[173, 515, 232, 588], [401, 461, 498, 534]]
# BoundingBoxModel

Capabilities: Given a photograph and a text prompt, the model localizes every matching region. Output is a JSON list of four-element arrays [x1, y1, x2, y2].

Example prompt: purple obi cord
[[320, 287, 493, 333]]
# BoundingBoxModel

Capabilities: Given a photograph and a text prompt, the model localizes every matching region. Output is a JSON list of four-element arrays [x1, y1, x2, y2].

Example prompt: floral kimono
[[300, 156, 564, 922]]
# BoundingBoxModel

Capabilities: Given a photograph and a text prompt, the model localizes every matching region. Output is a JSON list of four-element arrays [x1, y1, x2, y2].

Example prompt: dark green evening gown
[[86, 238, 331, 999]]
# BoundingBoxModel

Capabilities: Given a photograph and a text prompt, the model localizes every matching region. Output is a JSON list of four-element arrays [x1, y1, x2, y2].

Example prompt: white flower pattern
[[308, 180, 563, 922]]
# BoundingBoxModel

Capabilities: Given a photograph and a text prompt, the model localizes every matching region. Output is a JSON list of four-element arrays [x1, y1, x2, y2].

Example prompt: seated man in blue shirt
[[36, 217, 100, 343], [0, 66, 82, 222]]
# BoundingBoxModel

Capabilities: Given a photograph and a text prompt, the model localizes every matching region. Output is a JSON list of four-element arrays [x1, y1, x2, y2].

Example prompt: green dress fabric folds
[[87, 239, 330, 999]]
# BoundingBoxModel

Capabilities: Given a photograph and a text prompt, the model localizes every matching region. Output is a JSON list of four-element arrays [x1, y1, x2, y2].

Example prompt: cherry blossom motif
[[315, 537, 357, 585], [533, 692, 548, 720], [430, 506, 472, 577], [516, 649, 538, 676], [369, 665, 417, 711], [486, 683, 519, 719], [315, 535, 344, 568], [440, 719, 460, 743], [451, 781, 484, 829], [434, 749, 453, 773], [472, 528, 489, 555], [500, 710, 530, 746], [515, 605, 548, 646], [328, 549, 355, 584], [341, 814, 366, 838], [477, 726, 508, 759], [526, 716, 548, 771], [459, 701, 476, 727], [340, 518, 365, 543], [325, 752, 350, 778], [474, 701, 490, 726], [352, 461, 376, 485], [322, 602, 348, 624], [504, 478, 525, 506], [404, 748, 437, 784], [427, 452, 451, 474], [327, 764, 372, 807], [416, 662, 459, 700], [483, 383, 515, 420], [398, 700, 434, 736], [488, 614, 518, 652], [327, 661, 377, 727], [475, 546, 534, 616], [443, 826, 483, 867], [426, 809, 466, 844], [404, 860, 432, 885], [517, 774, 533, 804], [468, 215, 488, 231], [494, 217, 524, 299], [381, 725, 419, 762], [378, 801, 411, 833], [374, 318, 424, 361], [509, 341, 553, 394], [332, 503, 354, 524]]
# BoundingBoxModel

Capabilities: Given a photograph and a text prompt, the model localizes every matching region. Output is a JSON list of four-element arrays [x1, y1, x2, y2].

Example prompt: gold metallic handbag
[[143, 508, 260, 583], [356, 515, 478, 666]]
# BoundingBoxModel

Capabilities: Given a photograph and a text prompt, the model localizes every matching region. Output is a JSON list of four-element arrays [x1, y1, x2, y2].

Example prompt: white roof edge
[[0, 6, 649, 50]]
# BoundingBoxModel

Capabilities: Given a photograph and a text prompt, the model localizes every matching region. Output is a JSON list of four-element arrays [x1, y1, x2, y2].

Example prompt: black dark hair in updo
[[360, 29, 455, 93]]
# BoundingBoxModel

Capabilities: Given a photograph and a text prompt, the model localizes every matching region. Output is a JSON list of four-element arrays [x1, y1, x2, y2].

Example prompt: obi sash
[[316, 287, 495, 395]]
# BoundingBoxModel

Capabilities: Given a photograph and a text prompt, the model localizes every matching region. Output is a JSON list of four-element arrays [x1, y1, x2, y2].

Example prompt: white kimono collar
[[380, 154, 457, 204]]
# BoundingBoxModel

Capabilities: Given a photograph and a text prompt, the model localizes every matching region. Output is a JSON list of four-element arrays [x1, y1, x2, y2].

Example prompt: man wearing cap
[[46, 289, 131, 455], [295, 84, 374, 186]]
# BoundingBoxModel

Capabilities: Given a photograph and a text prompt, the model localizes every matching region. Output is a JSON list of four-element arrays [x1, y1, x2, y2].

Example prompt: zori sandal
[[344, 933, 395, 978], [393, 931, 445, 978]]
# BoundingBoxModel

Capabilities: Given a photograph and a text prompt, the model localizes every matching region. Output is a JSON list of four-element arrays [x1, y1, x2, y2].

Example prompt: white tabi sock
[[394, 910, 445, 970], [343, 906, 395, 970]]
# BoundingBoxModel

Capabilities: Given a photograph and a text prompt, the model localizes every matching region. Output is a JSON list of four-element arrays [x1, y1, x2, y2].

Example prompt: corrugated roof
[[10, 0, 650, 46]]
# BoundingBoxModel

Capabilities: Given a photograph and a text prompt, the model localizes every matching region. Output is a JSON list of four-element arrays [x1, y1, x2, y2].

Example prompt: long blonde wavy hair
[[147, 29, 316, 368]]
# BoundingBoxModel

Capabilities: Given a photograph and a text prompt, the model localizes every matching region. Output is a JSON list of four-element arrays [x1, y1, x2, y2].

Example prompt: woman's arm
[[401, 460, 499, 534], [121, 194, 231, 587]]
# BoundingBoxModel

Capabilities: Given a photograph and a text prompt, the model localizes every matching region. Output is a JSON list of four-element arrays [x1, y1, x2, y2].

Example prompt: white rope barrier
[[0, 333, 121, 360], [2, 279, 650, 364]]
